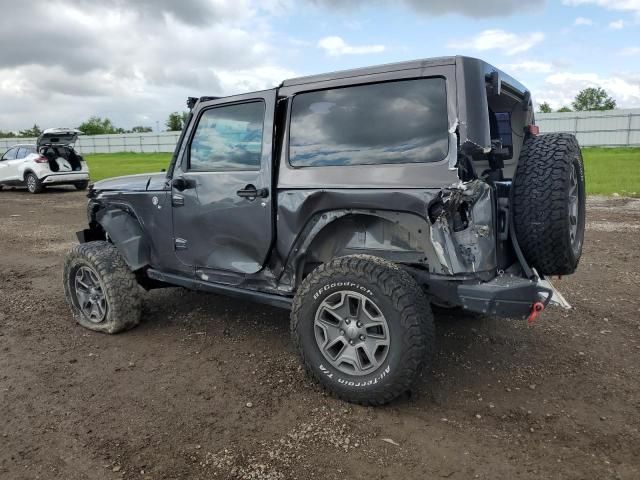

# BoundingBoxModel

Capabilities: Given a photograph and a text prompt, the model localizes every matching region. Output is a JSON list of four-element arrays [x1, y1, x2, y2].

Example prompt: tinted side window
[[2, 148, 18, 160], [289, 78, 449, 167], [17, 147, 30, 159], [189, 101, 265, 171]]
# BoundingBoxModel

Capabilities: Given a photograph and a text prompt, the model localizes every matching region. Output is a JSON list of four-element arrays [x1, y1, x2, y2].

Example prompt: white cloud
[[619, 46, 640, 55], [538, 71, 640, 108], [318, 36, 386, 56], [609, 19, 625, 28], [448, 29, 545, 55], [563, 0, 640, 15], [500, 61, 554, 74], [0, 0, 294, 132], [574, 16, 593, 25]]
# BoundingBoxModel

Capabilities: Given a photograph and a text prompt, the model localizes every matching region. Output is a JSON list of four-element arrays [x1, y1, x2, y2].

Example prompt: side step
[[146, 269, 293, 310]]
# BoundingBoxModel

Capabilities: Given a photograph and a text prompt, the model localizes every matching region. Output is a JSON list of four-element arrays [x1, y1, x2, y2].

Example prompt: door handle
[[172, 177, 195, 191], [236, 185, 269, 198]]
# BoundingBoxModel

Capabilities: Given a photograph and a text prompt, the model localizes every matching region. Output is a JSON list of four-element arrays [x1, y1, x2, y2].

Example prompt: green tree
[[166, 111, 188, 131], [572, 87, 616, 111], [538, 102, 553, 113], [18, 124, 43, 137], [78, 116, 124, 135], [557, 106, 573, 113], [0, 130, 16, 138], [130, 126, 153, 133]]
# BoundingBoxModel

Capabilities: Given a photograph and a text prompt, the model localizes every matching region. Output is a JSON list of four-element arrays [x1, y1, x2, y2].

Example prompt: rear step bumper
[[457, 274, 562, 318]]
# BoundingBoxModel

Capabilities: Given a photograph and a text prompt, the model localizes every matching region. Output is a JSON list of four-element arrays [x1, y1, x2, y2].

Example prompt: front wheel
[[74, 181, 89, 190], [63, 241, 141, 333], [291, 255, 434, 405]]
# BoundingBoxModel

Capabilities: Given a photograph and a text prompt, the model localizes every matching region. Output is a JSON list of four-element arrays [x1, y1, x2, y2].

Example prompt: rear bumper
[[457, 274, 567, 318], [42, 172, 89, 184], [458, 276, 542, 318]]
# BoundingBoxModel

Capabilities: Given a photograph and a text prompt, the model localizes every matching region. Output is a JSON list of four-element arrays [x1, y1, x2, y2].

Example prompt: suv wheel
[[75, 181, 89, 191], [26, 173, 44, 194], [291, 255, 434, 405], [512, 133, 586, 275], [63, 241, 141, 333]]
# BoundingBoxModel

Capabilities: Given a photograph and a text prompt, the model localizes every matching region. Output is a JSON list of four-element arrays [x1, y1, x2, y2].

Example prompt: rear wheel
[[63, 241, 141, 333], [25, 173, 44, 194], [75, 181, 89, 190], [291, 255, 434, 405], [512, 133, 586, 275]]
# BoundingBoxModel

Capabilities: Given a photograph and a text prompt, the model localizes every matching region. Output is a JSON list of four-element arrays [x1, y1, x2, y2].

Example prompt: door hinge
[[174, 238, 188, 250]]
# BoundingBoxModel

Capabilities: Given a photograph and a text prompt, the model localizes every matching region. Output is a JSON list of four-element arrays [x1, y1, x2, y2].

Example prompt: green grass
[[582, 147, 640, 197], [85, 152, 171, 181], [85, 148, 640, 196]]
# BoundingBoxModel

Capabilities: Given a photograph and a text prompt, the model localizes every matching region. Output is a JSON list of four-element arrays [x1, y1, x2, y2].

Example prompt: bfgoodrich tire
[[512, 133, 586, 275], [291, 255, 434, 405], [63, 241, 141, 334]]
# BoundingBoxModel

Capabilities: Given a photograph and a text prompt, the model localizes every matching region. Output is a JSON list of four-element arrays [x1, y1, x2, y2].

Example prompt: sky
[[0, 0, 639, 132]]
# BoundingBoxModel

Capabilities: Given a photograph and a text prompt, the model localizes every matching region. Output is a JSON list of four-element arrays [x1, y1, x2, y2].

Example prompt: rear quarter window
[[288, 77, 449, 167]]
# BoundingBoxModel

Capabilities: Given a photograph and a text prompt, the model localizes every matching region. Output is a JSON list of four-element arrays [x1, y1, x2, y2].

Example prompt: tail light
[[34, 155, 49, 163]]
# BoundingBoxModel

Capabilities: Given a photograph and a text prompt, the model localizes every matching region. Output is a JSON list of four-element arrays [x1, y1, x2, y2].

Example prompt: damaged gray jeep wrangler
[[64, 56, 585, 405]]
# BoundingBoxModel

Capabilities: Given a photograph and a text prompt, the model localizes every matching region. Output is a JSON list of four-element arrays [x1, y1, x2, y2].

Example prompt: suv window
[[2, 147, 18, 161], [17, 147, 32, 159], [189, 101, 265, 171], [289, 78, 449, 167]]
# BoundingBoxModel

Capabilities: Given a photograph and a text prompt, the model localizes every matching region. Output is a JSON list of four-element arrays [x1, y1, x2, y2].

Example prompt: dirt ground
[[0, 188, 638, 480]]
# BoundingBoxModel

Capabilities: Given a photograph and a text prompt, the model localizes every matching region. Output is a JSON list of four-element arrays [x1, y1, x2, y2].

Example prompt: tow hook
[[528, 302, 545, 325]]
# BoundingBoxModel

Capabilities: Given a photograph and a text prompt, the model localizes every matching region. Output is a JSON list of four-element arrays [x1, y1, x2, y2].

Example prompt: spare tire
[[512, 133, 586, 275]]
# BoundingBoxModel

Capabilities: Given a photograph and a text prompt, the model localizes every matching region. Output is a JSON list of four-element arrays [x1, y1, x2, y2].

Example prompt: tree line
[[537, 87, 617, 114], [0, 111, 189, 139]]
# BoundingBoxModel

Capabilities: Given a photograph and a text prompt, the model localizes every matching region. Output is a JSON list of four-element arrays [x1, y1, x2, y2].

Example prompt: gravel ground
[[0, 188, 638, 480]]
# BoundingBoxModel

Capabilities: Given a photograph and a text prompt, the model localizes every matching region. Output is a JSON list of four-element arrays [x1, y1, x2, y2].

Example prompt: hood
[[37, 128, 82, 148], [91, 173, 166, 192]]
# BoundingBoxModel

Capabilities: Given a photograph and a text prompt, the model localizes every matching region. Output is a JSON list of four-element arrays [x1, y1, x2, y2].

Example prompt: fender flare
[[95, 207, 151, 271]]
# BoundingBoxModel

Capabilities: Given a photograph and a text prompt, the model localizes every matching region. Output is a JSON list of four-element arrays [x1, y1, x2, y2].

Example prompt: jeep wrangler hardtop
[[64, 55, 585, 405]]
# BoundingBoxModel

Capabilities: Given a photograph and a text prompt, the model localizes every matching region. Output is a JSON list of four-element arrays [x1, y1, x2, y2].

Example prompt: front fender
[[95, 208, 150, 271]]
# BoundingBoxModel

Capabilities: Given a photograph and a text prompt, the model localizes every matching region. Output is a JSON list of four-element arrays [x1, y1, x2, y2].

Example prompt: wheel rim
[[314, 290, 390, 376], [27, 175, 36, 192], [73, 266, 108, 323], [568, 163, 580, 250]]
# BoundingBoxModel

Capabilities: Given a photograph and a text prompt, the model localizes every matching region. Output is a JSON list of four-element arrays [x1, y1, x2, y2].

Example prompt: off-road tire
[[74, 181, 89, 191], [291, 255, 434, 405], [63, 241, 141, 333], [25, 173, 44, 194], [512, 133, 586, 275]]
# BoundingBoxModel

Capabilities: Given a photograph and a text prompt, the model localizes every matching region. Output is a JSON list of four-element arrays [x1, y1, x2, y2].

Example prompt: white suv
[[0, 128, 90, 194]]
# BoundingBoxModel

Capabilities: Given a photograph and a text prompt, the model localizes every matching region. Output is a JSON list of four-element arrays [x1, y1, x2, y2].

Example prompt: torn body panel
[[428, 180, 496, 277]]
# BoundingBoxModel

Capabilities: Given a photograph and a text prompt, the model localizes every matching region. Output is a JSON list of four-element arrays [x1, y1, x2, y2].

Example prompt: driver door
[[171, 90, 276, 275], [0, 147, 19, 182]]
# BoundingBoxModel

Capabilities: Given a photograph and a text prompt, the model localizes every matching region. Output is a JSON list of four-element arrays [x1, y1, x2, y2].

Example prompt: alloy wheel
[[314, 290, 390, 376]]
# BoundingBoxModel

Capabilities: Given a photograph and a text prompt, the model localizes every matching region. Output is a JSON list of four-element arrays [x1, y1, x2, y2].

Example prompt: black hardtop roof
[[281, 55, 457, 87]]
